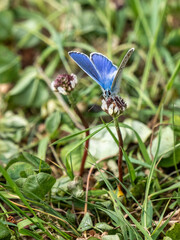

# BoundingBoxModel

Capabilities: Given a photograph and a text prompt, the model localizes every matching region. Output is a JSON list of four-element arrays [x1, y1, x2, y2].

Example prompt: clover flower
[[101, 95, 127, 117], [51, 73, 78, 95]]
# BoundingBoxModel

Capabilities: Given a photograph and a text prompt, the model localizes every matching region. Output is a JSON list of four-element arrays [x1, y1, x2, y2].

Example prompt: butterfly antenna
[[88, 95, 102, 112]]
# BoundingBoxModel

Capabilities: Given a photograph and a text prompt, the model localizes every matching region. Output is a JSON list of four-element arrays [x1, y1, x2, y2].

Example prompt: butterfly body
[[69, 48, 134, 99]]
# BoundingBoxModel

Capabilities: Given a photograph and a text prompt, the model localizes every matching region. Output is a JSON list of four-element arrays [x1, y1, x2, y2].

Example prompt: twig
[[74, 106, 90, 177], [67, 92, 90, 177], [49, 145, 65, 170], [114, 117, 123, 191]]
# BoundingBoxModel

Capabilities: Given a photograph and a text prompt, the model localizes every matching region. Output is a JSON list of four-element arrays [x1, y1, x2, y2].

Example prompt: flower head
[[101, 96, 127, 117], [51, 73, 78, 95]]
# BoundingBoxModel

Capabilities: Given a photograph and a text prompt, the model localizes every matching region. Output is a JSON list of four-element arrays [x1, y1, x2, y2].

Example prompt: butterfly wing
[[90, 53, 117, 90], [69, 51, 102, 87], [111, 48, 135, 95]]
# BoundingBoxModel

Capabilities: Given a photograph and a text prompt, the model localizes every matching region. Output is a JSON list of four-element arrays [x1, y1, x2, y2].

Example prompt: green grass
[[0, 0, 180, 239]]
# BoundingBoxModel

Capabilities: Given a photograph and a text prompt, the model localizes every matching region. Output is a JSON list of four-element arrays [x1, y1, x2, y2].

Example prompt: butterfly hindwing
[[111, 48, 135, 95], [68, 51, 102, 86], [90, 53, 117, 90]]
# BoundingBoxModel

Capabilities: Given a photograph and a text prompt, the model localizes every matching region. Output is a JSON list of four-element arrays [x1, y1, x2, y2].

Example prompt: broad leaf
[[77, 213, 93, 232], [21, 172, 56, 199], [45, 111, 61, 134], [0, 45, 20, 83], [0, 222, 11, 240], [166, 223, 180, 240]]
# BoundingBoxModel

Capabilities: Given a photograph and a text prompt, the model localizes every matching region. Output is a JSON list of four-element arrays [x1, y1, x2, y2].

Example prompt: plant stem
[[68, 94, 90, 177], [39, 66, 90, 176], [113, 117, 123, 191], [74, 106, 90, 177]]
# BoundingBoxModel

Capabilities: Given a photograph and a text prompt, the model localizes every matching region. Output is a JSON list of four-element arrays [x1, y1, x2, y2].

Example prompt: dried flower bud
[[101, 96, 127, 117], [51, 73, 78, 95]]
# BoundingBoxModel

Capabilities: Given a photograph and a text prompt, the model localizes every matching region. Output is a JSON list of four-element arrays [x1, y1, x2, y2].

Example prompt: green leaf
[[45, 111, 61, 134], [141, 200, 153, 229], [0, 222, 11, 240], [130, 177, 146, 199], [95, 222, 113, 231], [37, 136, 49, 160], [0, 165, 45, 231], [0, 10, 13, 40], [0, 139, 19, 160], [51, 128, 90, 146], [10, 79, 38, 106], [148, 127, 174, 159], [17, 217, 42, 230], [32, 80, 50, 108], [6, 152, 51, 180], [22, 172, 56, 199], [166, 59, 180, 90], [67, 177, 84, 198], [14, 19, 40, 48], [150, 182, 180, 199], [9, 67, 37, 95], [77, 213, 93, 232], [19, 228, 42, 239], [89, 126, 120, 159], [60, 141, 83, 171], [66, 209, 76, 225], [88, 189, 108, 197], [124, 119, 152, 144], [7, 162, 34, 181], [0, 45, 20, 83], [51, 176, 71, 196], [166, 223, 180, 240], [9, 67, 49, 107], [0, 111, 28, 144], [119, 123, 152, 164], [165, 29, 180, 47], [159, 146, 180, 168], [45, 53, 60, 77], [0, 111, 28, 129], [22, 152, 51, 173], [122, 148, 136, 185], [65, 155, 74, 180]]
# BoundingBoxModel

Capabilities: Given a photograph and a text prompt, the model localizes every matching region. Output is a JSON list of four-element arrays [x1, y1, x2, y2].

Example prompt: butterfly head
[[103, 89, 112, 99]]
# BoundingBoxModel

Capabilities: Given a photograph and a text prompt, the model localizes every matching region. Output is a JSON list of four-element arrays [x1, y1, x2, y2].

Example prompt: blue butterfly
[[68, 48, 134, 98]]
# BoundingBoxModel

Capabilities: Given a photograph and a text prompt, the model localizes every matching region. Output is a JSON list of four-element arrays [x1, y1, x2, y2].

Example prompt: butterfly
[[68, 48, 134, 98]]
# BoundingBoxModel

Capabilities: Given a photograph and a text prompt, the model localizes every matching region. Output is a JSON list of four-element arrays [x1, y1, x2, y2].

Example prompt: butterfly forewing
[[68, 51, 102, 86], [111, 48, 135, 95]]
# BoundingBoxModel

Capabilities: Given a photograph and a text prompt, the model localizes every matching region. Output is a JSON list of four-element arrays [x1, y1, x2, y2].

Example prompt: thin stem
[[49, 145, 66, 170], [39, 66, 90, 176], [74, 107, 90, 177], [113, 117, 123, 191], [68, 94, 90, 177]]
